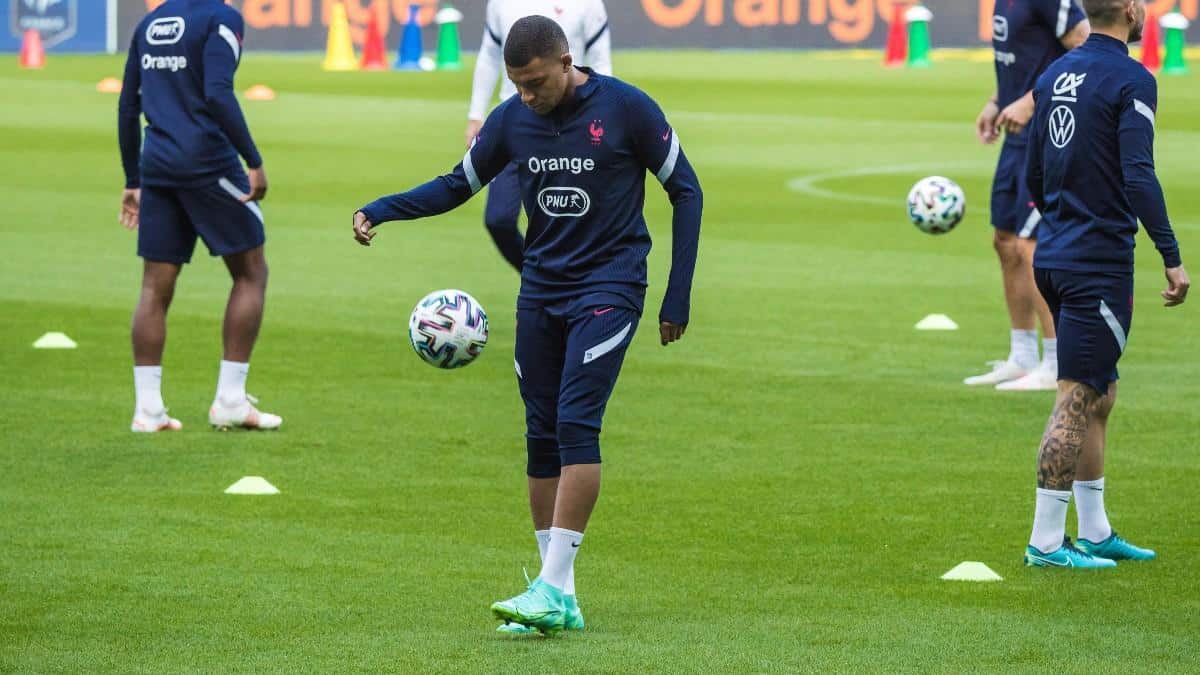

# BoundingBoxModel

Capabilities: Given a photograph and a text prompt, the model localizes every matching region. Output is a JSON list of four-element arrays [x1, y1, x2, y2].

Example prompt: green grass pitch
[[1, 51, 1199, 672]]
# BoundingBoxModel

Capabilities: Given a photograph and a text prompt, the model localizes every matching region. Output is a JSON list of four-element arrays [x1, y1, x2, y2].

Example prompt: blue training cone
[[394, 4, 423, 70]]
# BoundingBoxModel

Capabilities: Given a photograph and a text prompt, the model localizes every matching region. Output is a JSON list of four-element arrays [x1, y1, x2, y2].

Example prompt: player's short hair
[[503, 15, 569, 68], [1080, 0, 1126, 26]]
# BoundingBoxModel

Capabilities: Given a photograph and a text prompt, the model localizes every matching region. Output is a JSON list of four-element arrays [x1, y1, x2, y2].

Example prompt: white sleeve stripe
[[463, 150, 482, 193], [1055, 0, 1070, 37], [486, 24, 502, 45], [1133, 99, 1156, 127], [655, 132, 681, 184], [585, 22, 609, 50], [217, 24, 240, 61]]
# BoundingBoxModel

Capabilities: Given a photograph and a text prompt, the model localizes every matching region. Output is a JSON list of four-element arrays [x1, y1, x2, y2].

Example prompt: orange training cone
[[19, 29, 45, 69], [1140, 13, 1161, 73], [361, 4, 387, 70], [883, 2, 908, 67]]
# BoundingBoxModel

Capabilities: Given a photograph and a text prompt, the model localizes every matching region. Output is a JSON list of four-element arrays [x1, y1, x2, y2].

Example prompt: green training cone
[[1161, 12, 1190, 75], [906, 5, 933, 69], [436, 6, 464, 71]]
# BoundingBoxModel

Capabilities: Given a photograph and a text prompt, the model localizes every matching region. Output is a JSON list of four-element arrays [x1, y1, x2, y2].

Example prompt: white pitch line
[[786, 160, 988, 206]]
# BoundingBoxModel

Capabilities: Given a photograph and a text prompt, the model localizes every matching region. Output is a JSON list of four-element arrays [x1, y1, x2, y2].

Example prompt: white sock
[[1029, 488, 1071, 553], [1041, 338, 1058, 369], [1074, 477, 1112, 543], [1010, 329, 1039, 369], [535, 529, 551, 562], [216, 360, 249, 404], [539, 527, 582, 591], [133, 366, 164, 413]]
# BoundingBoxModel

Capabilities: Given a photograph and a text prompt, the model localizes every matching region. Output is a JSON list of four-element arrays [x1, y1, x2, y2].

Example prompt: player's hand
[[353, 210, 376, 246], [1163, 265, 1190, 307], [120, 188, 140, 230], [465, 119, 483, 149], [244, 166, 268, 203], [659, 321, 686, 346], [996, 93, 1035, 136], [976, 100, 1000, 144]]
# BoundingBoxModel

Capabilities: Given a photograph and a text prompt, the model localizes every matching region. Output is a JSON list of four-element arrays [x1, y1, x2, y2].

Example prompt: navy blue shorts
[[139, 172, 265, 264], [1035, 268, 1133, 395], [515, 300, 640, 477], [484, 163, 522, 229], [990, 142, 1040, 238]]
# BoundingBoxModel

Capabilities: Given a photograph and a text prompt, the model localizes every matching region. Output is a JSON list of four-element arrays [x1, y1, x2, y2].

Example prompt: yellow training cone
[[323, 2, 359, 72]]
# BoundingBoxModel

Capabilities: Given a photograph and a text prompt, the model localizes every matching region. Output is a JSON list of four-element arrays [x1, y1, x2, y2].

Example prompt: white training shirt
[[468, 0, 612, 121]]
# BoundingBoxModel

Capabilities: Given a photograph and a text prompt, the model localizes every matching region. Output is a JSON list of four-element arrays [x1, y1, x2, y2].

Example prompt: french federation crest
[[11, 0, 76, 48]]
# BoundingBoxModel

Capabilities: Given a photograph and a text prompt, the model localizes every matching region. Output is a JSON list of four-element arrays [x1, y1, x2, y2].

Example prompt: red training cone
[[1140, 13, 1161, 73], [19, 29, 45, 69], [883, 2, 908, 67], [361, 4, 388, 71]]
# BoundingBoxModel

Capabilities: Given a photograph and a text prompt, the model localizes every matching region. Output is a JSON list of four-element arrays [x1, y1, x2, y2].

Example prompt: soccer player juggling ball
[[1021, 0, 1189, 568], [352, 17, 702, 632]]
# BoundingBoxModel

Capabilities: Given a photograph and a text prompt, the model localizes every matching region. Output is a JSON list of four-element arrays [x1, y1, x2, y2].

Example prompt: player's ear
[[561, 52, 573, 72]]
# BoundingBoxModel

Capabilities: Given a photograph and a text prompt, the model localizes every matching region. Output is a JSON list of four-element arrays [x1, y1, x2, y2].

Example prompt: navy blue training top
[[992, 0, 1085, 146], [119, 0, 261, 189], [1026, 34, 1181, 273], [360, 69, 703, 325]]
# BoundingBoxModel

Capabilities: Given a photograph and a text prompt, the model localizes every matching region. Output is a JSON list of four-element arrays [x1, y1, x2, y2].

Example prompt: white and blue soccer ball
[[408, 289, 489, 369], [907, 176, 966, 235]]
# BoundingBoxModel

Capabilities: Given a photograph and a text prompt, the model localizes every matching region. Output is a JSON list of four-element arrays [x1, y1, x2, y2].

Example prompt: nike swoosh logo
[[592, 307, 613, 316], [1055, 498, 1069, 503], [661, 132, 670, 141], [571, 542, 580, 547], [1079, 486, 1103, 491], [1031, 554, 1072, 567]]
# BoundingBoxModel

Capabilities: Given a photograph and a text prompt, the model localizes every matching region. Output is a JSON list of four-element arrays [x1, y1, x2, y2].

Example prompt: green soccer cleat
[[490, 578, 566, 635], [496, 594, 583, 635], [563, 594, 585, 631], [1025, 536, 1117, 569], [1076, 532, 1157, 561]]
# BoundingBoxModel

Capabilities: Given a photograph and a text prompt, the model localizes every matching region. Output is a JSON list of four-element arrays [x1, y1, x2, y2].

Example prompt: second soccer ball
[[408, 289, 489, 369], [907, 176, 966, 235]]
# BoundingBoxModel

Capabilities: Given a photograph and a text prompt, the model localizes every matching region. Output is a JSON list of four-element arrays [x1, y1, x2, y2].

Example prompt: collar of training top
[[1086, 32, 1131, 55], [555, 67, 601, 112]]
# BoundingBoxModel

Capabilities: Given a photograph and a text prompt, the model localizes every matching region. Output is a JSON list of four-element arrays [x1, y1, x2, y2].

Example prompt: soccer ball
[[408, 289, 489, 369], [906, 176, 966, 235]]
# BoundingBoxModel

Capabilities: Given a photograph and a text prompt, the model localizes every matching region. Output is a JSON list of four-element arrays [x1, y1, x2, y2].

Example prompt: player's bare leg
[[1071, 383, 1153, 559], [998, 238, 1059, 390], [1024, 381, 1115, 567], [528, 477, 557, 530], [966, 231, 1039, 385], [208, 245, 281, 430], [130, 260, 183, 432], [552, 464, 600, 533]]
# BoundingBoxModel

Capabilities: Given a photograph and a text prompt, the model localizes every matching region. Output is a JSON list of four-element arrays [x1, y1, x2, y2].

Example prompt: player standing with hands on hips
[[465, 0, 612, 271], [1021, 0, 1188, 568], [119, 0, 281, 432], [353, 16, 702, 633]]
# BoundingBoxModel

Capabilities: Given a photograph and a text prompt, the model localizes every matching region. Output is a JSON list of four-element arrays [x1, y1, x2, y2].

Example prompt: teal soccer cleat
[[1076, 532, 1156, 561], [1025, 536, 1117, 569], [491, 578, 566, 635], [496, 594, 583, 635]]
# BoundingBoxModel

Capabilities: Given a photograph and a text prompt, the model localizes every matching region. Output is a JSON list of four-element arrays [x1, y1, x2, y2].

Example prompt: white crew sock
[[1029, 488, 1072, 553], [535, 529, 575, 595], [134, 366, 165, 413], [216, 360, 249, 404], [1074, 477, 1112, 543], [1011, 329, 1040, 369], [1041, 338, 1058, 370], [539, 527, 582, 591]]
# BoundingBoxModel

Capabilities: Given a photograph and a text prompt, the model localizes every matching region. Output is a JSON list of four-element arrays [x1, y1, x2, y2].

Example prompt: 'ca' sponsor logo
[[146, 17, 186, 45], [1049, 105, 1075, 149], [10, 0, 76, 48], [538, 187, 591, 217], [992, 16, 1009, 42]]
